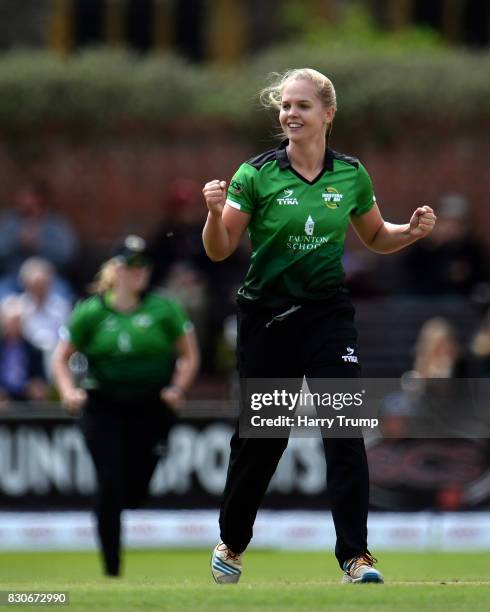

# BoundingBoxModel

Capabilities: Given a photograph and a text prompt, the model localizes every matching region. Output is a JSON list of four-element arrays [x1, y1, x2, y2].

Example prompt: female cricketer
[[202, 68, 436, 584], [53, 235, 199, 576]]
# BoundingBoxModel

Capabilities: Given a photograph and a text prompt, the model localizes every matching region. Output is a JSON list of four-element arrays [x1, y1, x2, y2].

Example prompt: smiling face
[[279, 78, 335, 144]]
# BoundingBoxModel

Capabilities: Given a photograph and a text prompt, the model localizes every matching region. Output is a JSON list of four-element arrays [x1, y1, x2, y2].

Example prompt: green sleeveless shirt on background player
[[65, 292, 191, 399], [227, 141, 375, 307]]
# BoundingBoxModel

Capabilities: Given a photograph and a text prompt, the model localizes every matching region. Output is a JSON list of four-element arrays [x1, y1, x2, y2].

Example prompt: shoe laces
[[217, 542, 241, 562], [226, 550, 241, 562], [345, 552, 378, 573]]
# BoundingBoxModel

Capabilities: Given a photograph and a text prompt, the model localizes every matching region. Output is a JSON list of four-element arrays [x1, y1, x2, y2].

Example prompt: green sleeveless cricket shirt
[[227, 141, 375, 307]]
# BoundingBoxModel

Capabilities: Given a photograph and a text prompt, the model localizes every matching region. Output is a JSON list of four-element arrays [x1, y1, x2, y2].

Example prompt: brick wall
[[1, 131, 489, 249]]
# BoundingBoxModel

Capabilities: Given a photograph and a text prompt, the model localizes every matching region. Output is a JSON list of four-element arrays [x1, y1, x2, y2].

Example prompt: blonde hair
[[260, 68, 337, 143], [88, 259, 120, 294], [414, 318, 459, 378], [472, 309, 490, 357]]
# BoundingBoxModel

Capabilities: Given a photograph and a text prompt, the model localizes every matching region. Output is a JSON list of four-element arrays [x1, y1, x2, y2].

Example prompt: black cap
[[113, 235, 152, 267]]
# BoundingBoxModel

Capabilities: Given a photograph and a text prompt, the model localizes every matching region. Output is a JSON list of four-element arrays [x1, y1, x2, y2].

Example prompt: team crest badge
[[322, 187, 343, 209]]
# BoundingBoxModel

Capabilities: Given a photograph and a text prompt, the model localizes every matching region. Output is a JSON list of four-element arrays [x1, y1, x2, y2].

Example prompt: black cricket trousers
[[219, 291, 370, 568], [80, 393, 175, 576]]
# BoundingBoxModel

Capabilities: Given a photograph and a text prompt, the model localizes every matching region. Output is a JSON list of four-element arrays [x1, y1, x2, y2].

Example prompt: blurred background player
[[52, 235, 200, 576]]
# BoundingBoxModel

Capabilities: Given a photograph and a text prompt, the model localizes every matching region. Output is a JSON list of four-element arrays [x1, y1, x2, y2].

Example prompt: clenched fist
[[60, 387, 87, 415], [409, 206, 437, 239], [160, 385, 185, 410], [203, 180, 227, 217]]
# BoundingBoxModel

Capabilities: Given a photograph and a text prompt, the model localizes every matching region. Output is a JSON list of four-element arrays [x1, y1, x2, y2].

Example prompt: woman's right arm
[[52, 339, 87, 415], [202, 180, 251, 261]]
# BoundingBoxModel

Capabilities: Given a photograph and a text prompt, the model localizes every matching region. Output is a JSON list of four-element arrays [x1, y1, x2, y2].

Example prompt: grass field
[[0, 550, 489, 611]]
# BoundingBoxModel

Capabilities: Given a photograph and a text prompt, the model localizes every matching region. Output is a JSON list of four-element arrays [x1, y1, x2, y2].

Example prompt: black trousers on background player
[[219, 291, 369, 568], [80, 393, 175, 576]]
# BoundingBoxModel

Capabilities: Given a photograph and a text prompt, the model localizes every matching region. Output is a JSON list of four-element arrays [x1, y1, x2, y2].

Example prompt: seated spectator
[[381, 318, 469, 437], [164, 260, 211, 370], [147, 177, 249, 303], [412, 317, 468, 378], [0, 180, 78, 297], [147, 178, 211, 288], [470, 307, 490, 377], [0, 296, 49, 405], [406, 318, 475, 435], [401, 193, 488, 297], [148, 178, 249, 373], [16, 257, 71, 376]]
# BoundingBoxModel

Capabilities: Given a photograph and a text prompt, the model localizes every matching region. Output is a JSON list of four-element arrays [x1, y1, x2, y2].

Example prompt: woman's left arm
[[160, 330, 200, 409], [350, 203, 436, 254]]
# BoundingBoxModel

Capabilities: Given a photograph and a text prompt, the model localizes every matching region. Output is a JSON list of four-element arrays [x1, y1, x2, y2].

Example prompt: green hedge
[[0, 47, 489, 139]]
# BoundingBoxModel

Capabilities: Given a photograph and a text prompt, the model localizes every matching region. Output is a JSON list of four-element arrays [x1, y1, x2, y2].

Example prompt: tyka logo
[[277, 188, 299, 206], [322, 187, 343, 209], [342, 347, 359, 363]]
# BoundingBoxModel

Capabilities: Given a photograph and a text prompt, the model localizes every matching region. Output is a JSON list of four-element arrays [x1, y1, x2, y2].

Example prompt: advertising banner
[[0, 410, 488, 511]]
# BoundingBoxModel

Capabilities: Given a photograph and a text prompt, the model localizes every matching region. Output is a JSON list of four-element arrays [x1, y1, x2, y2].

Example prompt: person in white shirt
[[16, 257, 71, 377]]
